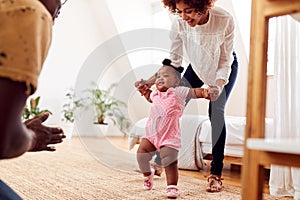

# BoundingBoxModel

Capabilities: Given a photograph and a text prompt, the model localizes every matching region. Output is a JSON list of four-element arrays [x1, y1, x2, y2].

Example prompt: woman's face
[[155, 66, 179, 91], [175, 1, 208, 27]]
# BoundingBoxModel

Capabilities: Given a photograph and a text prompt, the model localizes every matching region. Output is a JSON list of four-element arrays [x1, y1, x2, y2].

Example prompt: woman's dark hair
[[161, 0, 215, 14]]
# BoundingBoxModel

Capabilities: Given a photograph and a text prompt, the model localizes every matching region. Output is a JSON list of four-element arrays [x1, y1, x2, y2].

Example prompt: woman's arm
[[210, 14, 235, 101], [169, 18, 184, 68], [216, 15, 235, 85]]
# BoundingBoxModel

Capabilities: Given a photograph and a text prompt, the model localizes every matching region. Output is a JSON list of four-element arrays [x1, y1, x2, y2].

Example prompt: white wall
[[30, 0, 274, 137], [34, 0, 127, 136]]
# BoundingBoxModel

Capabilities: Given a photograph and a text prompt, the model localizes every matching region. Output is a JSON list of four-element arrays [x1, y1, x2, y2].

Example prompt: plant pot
[[97, 116, 105, 124], [61, 122, 74, 139]]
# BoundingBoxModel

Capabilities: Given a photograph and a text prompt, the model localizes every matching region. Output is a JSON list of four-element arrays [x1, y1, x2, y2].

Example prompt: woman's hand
[[208, 86, 222, 101], [24, 112, 66, 152], [209, 79, 225, 101]]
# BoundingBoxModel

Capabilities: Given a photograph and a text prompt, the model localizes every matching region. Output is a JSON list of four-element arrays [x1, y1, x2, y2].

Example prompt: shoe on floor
[[206, 174, 223, 192], [144, 170, 154, 190], [166, 185, 179, 199], [151, 162, 163, 177]]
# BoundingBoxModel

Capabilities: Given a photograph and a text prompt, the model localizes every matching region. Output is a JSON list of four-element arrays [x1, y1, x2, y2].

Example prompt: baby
[[136, 59, 210, 199]]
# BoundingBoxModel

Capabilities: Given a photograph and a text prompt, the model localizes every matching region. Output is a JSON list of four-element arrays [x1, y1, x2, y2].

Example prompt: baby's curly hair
[[161, 0, 215, 14]]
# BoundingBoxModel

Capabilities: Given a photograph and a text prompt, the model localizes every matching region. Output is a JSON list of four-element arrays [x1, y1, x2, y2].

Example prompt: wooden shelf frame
[[241, 0, 300, 199]]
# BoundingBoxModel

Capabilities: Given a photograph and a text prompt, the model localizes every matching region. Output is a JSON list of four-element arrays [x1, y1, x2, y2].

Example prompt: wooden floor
[[106, 136, 271, 194]]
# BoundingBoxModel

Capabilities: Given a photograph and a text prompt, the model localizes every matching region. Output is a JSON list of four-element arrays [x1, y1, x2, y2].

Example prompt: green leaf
[[22, 96, 52, 120]]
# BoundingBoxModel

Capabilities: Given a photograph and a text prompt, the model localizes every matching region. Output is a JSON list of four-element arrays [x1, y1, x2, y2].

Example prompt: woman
[[136, 0, 238, 193], [164, 0, 238, 192]]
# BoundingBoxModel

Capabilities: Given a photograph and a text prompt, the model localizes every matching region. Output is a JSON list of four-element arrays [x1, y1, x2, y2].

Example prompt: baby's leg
[[137, 138, 156, 176], [160, 146, 179, 185]]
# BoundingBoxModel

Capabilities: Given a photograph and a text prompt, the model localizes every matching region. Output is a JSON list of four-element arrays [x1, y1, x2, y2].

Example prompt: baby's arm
[[187, 88, 210, 100], [142, 89, 152, 103], [134, 74, 157, 89], [138, 87, 152, 103], [135, 78, 153, 103]]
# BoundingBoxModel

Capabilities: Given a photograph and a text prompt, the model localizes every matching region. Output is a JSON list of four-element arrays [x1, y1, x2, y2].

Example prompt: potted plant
[[61, 88, 86, 138], [61, 84, 130, 135], [61, 88, 84, 123], [89, 83, 130, 134], [22, 96, 52, 120]]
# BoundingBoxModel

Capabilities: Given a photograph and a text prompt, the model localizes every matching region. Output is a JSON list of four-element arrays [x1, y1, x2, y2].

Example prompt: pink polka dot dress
[[145, 86, 189, 151]]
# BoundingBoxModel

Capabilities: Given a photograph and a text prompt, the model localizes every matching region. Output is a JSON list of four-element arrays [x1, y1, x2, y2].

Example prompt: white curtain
[[269, 15, 300, 200]]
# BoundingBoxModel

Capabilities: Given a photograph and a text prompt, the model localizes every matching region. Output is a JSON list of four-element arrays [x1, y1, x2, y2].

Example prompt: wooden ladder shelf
[[241, 0, 300, 199]]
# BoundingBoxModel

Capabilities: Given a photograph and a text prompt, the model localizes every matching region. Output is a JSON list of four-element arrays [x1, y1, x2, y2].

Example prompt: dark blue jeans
[[0, 180, 22, 200], [180, 51, 238, 176], [154, 151, 162, 166]]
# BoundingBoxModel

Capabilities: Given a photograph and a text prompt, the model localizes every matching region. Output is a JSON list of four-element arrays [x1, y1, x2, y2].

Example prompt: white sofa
[[128, 114, 274, 170]]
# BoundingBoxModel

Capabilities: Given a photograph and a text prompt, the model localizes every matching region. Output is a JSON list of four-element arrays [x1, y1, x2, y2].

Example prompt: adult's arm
[[216, 14, 235, 85], [0, 78, 33, 158], [0, 78, 65, 159], [208, 14, 235, 101], [169, 18, 184, 68]]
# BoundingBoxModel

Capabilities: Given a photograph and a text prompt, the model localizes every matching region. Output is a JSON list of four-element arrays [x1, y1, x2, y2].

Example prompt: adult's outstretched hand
[[25, 112, 66, 152]]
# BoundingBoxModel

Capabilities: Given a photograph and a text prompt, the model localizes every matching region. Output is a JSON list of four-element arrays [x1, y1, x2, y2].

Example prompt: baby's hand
[[195, 88, 210, 99], [135, 79, 148, 88], [135, 79, 151, 95], [202, 88, 210, 100]]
